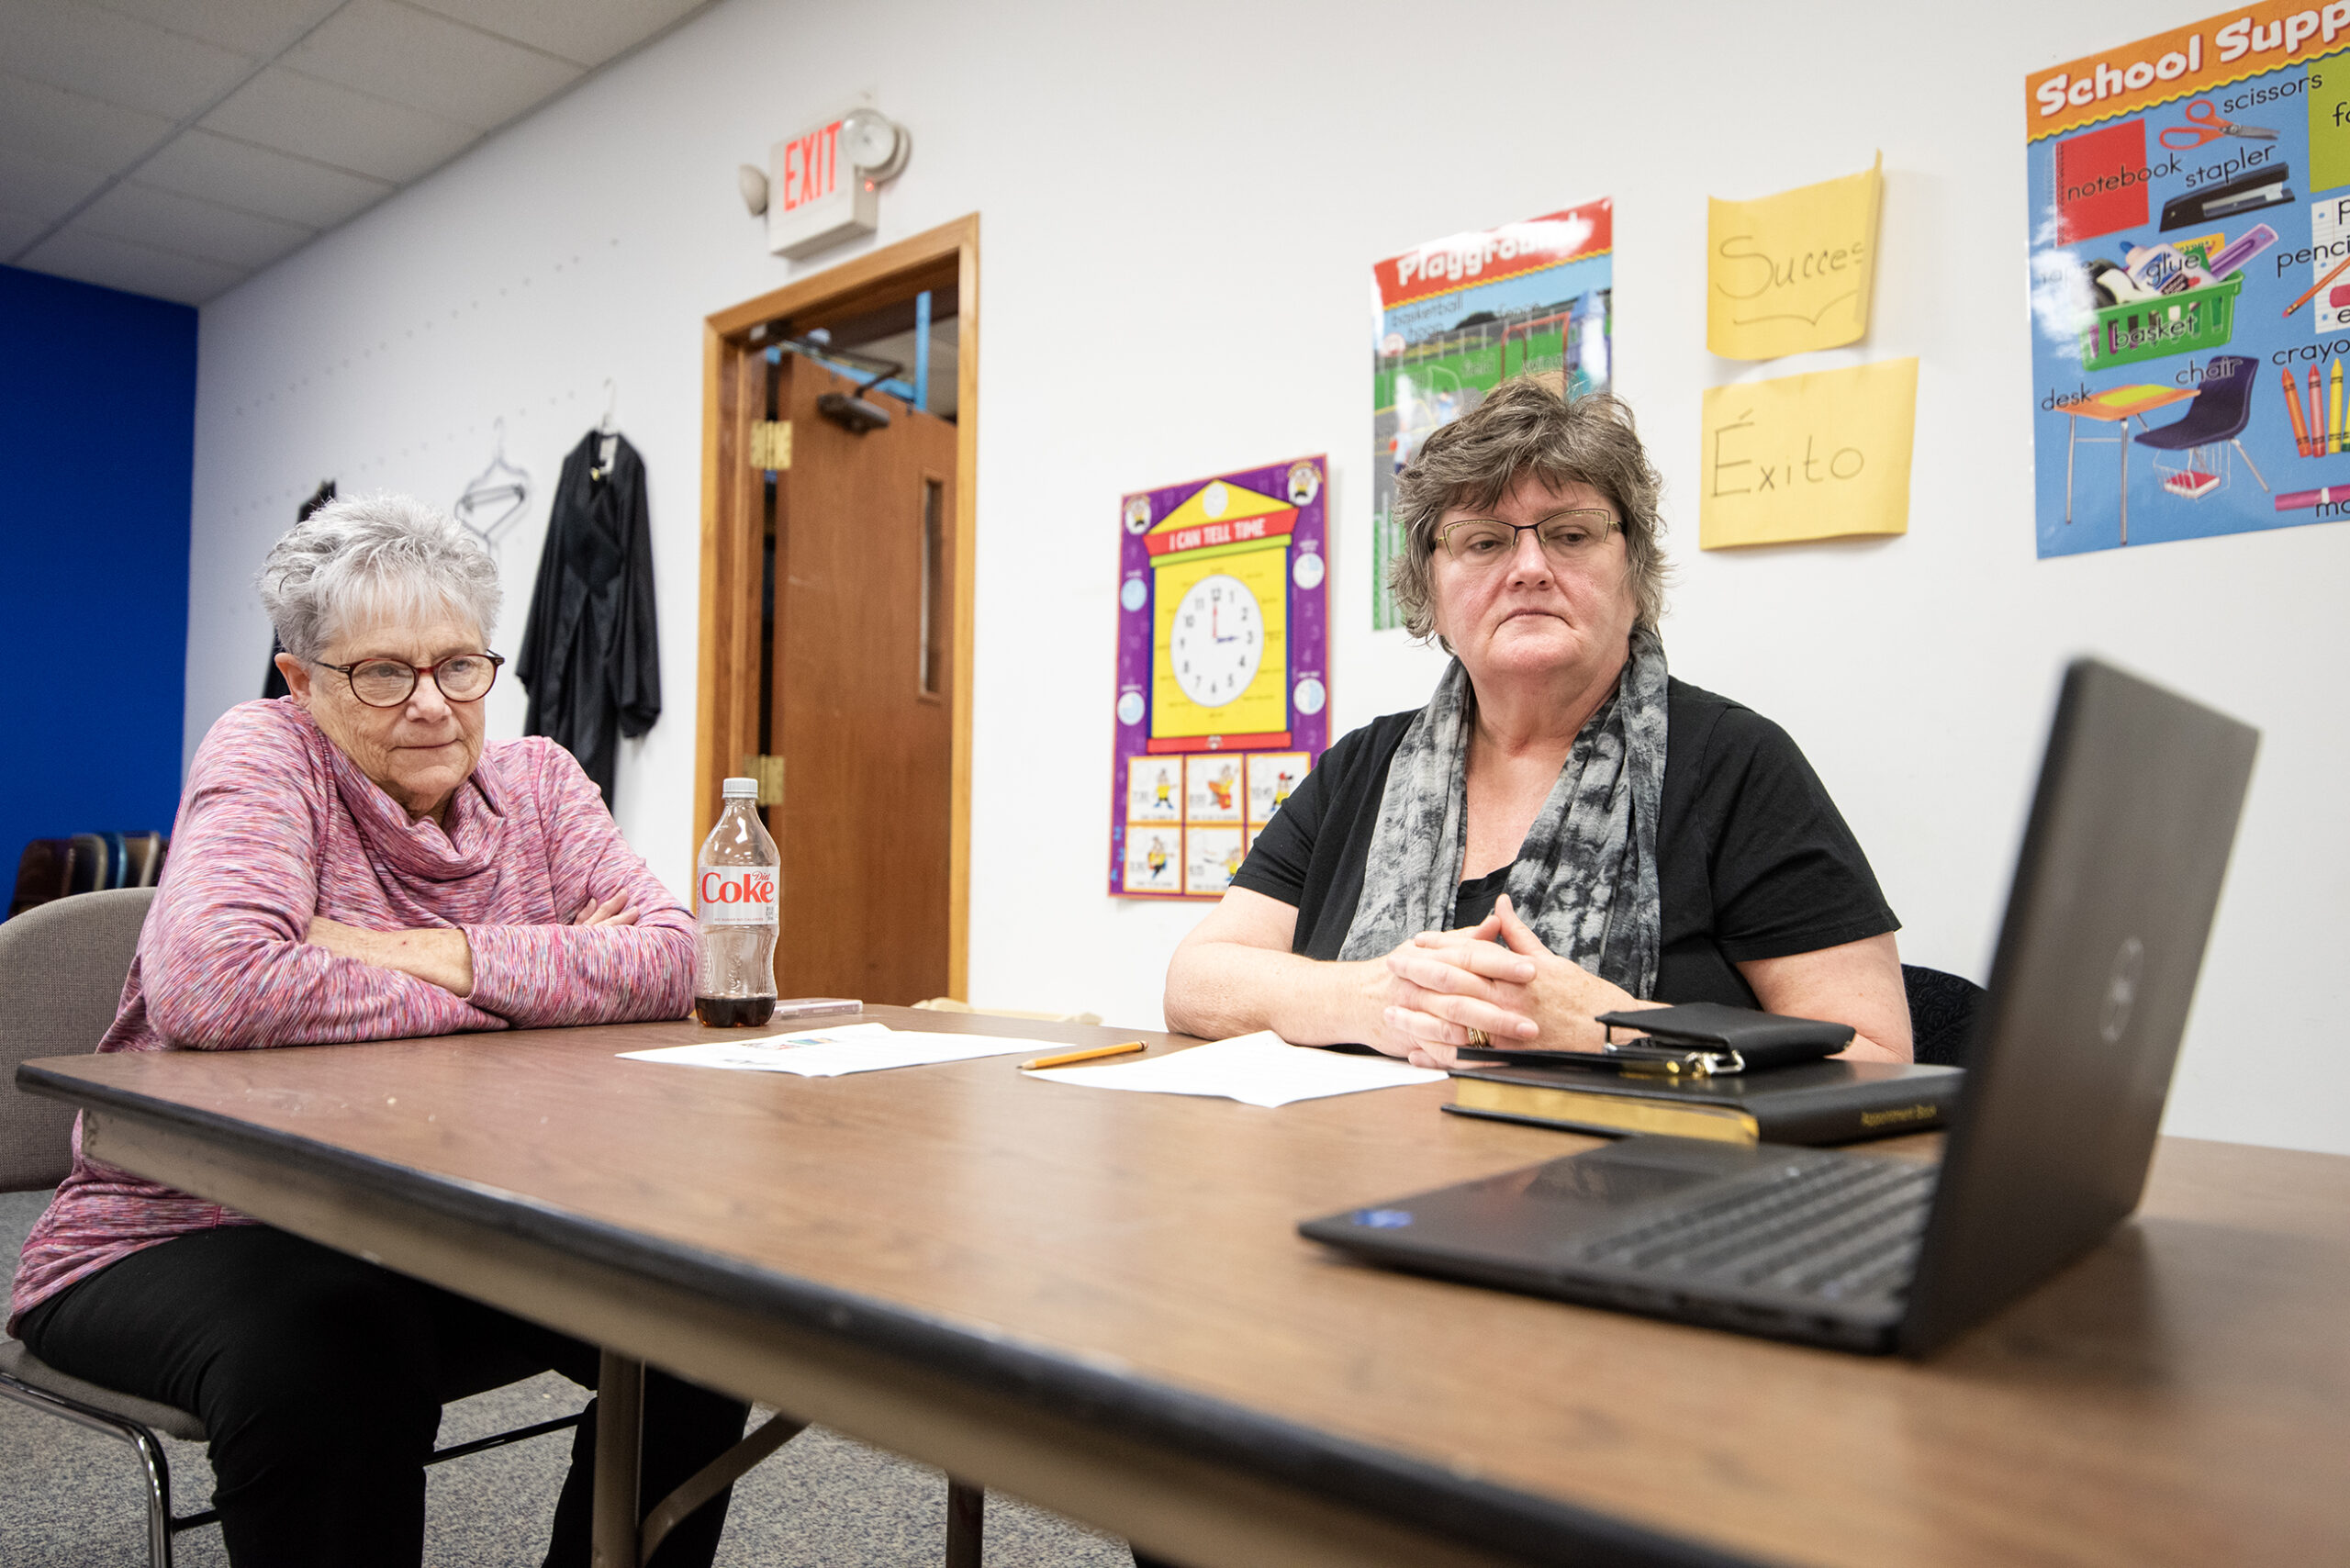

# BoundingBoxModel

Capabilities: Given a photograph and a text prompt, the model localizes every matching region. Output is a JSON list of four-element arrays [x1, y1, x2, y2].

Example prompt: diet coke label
[[697, 866, 778, 925]]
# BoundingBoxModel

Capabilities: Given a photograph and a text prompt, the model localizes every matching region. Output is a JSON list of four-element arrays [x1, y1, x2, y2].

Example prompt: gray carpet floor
[[0, 1191, 1136, 1566]]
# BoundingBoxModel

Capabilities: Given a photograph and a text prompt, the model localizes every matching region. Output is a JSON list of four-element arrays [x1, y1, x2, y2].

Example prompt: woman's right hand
[[1360, 913, 1539, 1065], [569, 893, 639, 927]]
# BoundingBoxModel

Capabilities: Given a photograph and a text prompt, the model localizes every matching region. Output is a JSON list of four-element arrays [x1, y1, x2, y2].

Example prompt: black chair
[[0, 888, 581, 1566], [2133, 353, 2270, 501], [1903, 964, 1986, 1070]]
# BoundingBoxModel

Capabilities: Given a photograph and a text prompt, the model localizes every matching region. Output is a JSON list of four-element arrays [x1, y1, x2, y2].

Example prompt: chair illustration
[[2133, 353, 2269, 500], [0, 888, 581, 1566]]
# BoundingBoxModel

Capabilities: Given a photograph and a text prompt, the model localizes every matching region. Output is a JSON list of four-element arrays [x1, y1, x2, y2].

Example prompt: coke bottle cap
[[722, 777, 759, 797]]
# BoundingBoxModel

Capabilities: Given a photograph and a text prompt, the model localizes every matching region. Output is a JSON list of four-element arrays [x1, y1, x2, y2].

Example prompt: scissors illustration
[[2161, 100, 2283, 150]]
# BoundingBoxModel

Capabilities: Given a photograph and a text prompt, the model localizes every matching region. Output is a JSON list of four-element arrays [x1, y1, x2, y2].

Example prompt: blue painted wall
[[0, 264, 196, 871]]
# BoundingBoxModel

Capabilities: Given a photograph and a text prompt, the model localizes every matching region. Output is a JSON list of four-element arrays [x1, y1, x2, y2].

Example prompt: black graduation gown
[[515, 431, 660, 806]]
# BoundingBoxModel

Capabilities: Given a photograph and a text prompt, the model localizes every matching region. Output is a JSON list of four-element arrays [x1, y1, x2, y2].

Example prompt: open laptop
[[1299, 658, 2259, 1356]]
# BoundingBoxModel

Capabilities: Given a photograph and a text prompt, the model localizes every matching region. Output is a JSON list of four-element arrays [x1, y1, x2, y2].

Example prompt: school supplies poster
[[2028, 5, 2350, 555], [1110, 458, 1329, 901], [1371, 201, 1614, 627]]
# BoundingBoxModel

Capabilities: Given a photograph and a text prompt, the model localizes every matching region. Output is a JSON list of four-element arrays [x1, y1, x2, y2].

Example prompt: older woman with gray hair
[[1167, 380, 1911, 1064], [9, 496, 748, 1567]]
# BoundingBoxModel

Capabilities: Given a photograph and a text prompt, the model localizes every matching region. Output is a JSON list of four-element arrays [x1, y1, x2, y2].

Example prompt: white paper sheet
[[1024, 1030, 1444, 1108], [619, 1022, 1048, 1078]]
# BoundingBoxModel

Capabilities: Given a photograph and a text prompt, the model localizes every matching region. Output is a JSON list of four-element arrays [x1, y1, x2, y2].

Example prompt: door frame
[[695, 215, 979, 997]]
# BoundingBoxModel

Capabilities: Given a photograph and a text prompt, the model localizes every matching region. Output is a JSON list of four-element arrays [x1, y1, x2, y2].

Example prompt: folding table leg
[[946, 1477, 985, 1568], [593, 1351, 644, 1568]]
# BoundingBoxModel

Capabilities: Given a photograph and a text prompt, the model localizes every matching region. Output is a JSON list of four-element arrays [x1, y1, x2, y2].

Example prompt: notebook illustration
[[2055, 119, 2150, 244]]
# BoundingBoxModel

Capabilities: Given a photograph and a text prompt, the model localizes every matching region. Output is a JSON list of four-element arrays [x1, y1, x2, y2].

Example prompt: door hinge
[[748, 420, 791, 471], [740, 754, 785, 807]]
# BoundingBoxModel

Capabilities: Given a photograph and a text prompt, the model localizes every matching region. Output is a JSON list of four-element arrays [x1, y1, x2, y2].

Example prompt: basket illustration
[[2079, 274, 2244, 372]]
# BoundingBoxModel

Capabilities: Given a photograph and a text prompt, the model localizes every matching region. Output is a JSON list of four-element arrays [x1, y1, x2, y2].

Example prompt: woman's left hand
[[1382, 894, 1637, 1069]]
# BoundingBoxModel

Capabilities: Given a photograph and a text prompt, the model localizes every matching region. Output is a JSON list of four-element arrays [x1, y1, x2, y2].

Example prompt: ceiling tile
[[403, 0, 706, 69], [0, 0, 258, 120], [286, 0, 579, 130], [81, 181, 314, 269], [199, 66, 478, 185], [139, 128, 393, 230], [84, 0, 345, 59], [18, 225, 246, 304], [0, 147, 113, 227], [0, 207, 52, 254], [0, 72, 175, 170]]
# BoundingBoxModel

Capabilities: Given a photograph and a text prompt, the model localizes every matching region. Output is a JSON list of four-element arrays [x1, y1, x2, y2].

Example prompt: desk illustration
[[21, 1008, 2349, 1568], [2059, 383, 2197, 545]]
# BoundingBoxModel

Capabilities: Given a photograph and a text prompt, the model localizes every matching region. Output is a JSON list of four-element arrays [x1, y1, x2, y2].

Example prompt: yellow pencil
[[2332, 359, 2343, 454], [1019, 1040, 1147, 1070]]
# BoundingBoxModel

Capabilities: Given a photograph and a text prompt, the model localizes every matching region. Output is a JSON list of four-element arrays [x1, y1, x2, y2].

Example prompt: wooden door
[[767, 356, 957, 1003]]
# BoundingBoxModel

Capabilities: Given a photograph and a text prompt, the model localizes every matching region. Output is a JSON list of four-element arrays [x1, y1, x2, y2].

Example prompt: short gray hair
[[1389, 379, 1670, 640], [257, 493, 501, 662]]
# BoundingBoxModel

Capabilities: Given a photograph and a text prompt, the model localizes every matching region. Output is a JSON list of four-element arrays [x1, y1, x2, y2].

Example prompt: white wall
[[183, 0, 2350, 1155]]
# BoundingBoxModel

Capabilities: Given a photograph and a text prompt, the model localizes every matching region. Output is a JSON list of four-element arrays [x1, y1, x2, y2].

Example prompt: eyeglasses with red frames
[[309, 653, 505, 708]]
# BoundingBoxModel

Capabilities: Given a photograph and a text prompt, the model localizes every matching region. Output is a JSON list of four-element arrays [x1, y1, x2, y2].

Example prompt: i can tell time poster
[[2029, 5, 2350, 555], [1110, 458, 1329, 901]]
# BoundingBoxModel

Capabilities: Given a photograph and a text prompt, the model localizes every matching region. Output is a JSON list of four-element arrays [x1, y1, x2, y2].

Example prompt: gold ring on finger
[[1465, 1027, 1491, 1048]]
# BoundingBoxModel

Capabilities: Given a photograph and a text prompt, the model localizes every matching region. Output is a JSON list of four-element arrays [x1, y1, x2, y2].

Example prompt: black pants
[[17, 1226, 750, 1568]]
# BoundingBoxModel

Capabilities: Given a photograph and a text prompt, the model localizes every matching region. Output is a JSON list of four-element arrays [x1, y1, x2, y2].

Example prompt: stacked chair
[[7, 833, 167, 920]]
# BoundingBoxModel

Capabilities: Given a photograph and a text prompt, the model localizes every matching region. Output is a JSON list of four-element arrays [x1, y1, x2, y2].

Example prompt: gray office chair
[[0, 888, 580, 1567]]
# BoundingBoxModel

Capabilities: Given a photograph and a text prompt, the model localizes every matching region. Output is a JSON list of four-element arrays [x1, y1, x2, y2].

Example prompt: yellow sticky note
[[1698, 359, 1917, 550], [1707, 154, 1883, 361]]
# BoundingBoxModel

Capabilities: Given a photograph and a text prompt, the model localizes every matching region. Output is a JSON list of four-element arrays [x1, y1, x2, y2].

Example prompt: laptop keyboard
[[1578, 1157, 1937, 1302]]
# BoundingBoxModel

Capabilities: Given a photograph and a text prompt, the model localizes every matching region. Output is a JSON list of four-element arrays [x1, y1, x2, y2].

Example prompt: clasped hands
[[1374, 893, 1633, 1070]]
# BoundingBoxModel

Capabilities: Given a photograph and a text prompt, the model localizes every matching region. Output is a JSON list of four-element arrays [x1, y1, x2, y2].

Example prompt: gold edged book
[[1445, 1058, 1963, 1146]]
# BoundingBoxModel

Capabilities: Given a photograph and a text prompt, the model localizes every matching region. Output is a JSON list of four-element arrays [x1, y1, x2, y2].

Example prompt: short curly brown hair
[[1388, 379, 1670, 640]]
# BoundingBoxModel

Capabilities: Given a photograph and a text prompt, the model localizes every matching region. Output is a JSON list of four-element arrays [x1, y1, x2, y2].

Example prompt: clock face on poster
[[1168, 573, 1263, 707]]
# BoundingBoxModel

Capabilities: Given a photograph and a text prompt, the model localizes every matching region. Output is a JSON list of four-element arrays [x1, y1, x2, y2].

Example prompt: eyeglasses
[[311, 652, 505, 708], [1437, 510, 1618, 571]]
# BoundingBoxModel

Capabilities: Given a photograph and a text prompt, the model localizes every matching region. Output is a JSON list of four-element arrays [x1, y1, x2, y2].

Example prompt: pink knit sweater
[[10, 700, 694, 1327]]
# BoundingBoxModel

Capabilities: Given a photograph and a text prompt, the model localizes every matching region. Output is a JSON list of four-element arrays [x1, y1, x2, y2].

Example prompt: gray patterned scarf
[[1338, 626, 1669, 997]]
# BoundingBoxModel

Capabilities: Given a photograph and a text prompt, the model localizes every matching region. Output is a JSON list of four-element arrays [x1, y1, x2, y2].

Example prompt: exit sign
[[767, 113, 878, 260]]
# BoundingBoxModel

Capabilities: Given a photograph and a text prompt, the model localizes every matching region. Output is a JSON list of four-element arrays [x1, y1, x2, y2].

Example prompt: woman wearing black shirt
[[1163, 381, 1910, 1067]]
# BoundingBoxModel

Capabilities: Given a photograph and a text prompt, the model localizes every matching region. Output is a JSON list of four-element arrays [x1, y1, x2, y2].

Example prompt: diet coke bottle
[[694, 778, 779, 1026]]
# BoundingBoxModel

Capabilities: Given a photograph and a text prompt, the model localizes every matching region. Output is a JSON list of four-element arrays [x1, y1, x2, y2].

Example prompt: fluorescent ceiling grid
[[0, 0, 708, 303]]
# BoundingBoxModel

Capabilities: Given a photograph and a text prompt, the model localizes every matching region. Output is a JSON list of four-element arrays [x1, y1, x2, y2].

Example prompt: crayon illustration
[[2283, 368, 2312, 456]]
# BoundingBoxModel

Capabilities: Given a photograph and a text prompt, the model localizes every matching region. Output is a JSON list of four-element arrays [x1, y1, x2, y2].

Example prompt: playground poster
[[1371, 200, 1614, 627], [2028, 5, 2350, 555]]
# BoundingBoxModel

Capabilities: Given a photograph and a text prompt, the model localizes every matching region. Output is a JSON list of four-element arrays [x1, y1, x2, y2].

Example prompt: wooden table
[[19, 1008, 2349, 1568]]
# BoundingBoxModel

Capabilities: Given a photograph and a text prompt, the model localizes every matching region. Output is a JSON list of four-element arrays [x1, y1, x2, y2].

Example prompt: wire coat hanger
[[594, 379, 621, 479], [455, 417, 531, 546]]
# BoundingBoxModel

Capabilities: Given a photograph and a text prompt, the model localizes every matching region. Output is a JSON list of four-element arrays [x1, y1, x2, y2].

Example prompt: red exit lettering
[[781, 120, 841, 211]]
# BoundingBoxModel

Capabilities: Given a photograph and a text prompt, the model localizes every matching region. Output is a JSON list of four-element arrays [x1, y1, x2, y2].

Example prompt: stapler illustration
[[2162, 163, 2294, 230]]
